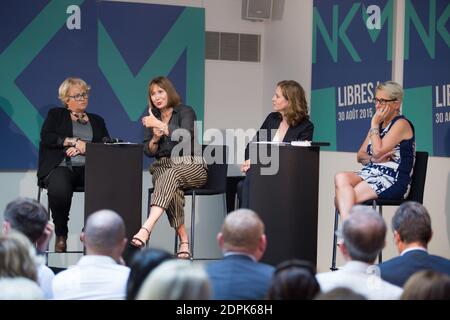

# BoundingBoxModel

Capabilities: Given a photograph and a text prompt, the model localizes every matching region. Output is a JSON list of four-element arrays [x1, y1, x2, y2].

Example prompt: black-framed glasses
[[373, 98, 396, 106], [68, 92, 89, 101]]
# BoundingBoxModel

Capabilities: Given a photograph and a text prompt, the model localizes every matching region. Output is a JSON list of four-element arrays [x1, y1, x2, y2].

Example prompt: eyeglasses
[[373, 98, 396, 106], [68, 92, 89, 101]]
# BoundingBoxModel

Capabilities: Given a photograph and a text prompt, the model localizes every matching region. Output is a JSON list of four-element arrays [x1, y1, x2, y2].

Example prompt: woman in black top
[[37, 77, 109, 252], [130, 76, 207, 259], [238, 80, 314, 208]]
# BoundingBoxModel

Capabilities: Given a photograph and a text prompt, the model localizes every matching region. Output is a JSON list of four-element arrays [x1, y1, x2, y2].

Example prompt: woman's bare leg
[[131, 205, 165, 246], [334, 172, 363, 220], [176, 224, 190, 258], [354, 180, 378, 204]]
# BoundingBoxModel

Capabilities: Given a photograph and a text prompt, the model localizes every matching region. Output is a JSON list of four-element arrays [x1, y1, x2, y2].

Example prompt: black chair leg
[[331, 208, 339, 271], [190, 191, 196, 260], [378, 204, 383, 263]]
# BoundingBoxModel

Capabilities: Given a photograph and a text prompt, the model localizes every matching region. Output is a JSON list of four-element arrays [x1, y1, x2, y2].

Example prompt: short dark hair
[[268, 259, 320, 300], [3, 198, 48, 242], [392, 201, 432, 246], [126, 248, 174, 300]]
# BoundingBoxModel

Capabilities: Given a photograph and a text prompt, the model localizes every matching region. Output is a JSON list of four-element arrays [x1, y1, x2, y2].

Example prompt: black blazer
[[245, 112, 314, 159], [378, 249, 450, 287], [37, 107, 110, 180]]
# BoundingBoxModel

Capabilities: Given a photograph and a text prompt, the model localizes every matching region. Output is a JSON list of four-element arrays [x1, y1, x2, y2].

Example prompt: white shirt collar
[[224, 251, 257, 262], [401, 246, 428, 256]]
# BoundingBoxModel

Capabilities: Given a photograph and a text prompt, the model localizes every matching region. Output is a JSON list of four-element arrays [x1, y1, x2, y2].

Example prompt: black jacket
[[245, 112, 314, 160], [37, 107, 109, 180]]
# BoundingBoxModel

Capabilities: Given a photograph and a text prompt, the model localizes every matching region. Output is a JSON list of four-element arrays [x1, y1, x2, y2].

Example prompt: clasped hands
[[65, 139, 86, 157]]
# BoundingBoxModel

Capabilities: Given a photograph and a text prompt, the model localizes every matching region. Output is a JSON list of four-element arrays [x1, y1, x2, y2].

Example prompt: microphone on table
[[102, 137, 123, 144]]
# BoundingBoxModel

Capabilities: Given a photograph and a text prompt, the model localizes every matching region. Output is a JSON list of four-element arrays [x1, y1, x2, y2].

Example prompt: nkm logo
[[313, 0, 450, 63]]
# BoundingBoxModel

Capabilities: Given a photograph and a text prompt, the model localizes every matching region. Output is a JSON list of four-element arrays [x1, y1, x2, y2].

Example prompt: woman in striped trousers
[[130, 76, 207, 259]]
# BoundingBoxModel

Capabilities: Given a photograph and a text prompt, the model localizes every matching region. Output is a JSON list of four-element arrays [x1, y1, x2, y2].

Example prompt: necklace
[[70, 111, 88, 125]]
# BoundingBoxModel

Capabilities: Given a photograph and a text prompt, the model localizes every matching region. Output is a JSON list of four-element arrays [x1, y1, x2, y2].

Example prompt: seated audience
[[2, 197, 55, 298], [0, 232, 44, 299], [0, 278, 44, 300], [126, 248, 174, 300], [400, 270, 450, 300], [379, 201, 450, 287], [52, 210, 130, 299], [206, 209, 275, 300], [334, 81, 415, 220], [267, 259, 320, 300], [316, 205, 402, 299], [136, 259, 210, 300]]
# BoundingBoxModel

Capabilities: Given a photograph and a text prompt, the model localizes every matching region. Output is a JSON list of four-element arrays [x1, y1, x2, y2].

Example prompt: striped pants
[[150, 156, 207, 228]]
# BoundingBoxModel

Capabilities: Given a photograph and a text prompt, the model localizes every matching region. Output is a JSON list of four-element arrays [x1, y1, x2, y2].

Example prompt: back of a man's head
[[342, 206, 386, 264], [84, 210, 125, 255], [3, 198, 47, 243], [392, 201, 432, 246], [221, 209, 264, 253]]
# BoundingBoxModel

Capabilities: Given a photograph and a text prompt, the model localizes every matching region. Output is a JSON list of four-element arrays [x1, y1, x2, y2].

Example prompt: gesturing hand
[[142, 108, 163, 128]]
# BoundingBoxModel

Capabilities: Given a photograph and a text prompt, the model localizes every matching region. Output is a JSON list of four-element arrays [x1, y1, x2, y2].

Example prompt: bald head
[[342, 206, 386, 263], [221, 209, 264, 252], [84, 210, 125, 253]]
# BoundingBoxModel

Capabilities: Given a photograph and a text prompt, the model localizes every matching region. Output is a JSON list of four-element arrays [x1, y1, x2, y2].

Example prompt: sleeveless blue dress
[[357, 115, 415, 199]]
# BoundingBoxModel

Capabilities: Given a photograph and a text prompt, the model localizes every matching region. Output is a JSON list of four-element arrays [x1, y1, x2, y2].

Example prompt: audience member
[[37, 77, 110, 252], [52, 210, 130, 299], [2, 197, 55, 298], [0, 232, 38, 281], [126, 248, 174, 300], [206, 209, 275, 300], [314, 287, 366, 300], [400, 270, 450, 300], [379, 201, 450, 287], [316, 205, 402, 299], [267, 259, 320, 300], [0, 277, 44, 300], [0, 232, 44, 299], [136, 259, 210, 300], [334, 81, 415, 220]]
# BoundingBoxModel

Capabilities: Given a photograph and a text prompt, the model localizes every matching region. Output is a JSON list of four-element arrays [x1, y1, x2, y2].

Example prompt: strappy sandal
[[130, 227, 151, 249], [176, 241, 192, 260]]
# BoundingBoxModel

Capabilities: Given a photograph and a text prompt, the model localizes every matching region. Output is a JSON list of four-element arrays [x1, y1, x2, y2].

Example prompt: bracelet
[[369, 128, 380, 137]]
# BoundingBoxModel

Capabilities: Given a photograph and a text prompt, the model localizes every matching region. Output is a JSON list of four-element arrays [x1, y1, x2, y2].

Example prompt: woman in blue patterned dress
[[335, 81, 415, 220]]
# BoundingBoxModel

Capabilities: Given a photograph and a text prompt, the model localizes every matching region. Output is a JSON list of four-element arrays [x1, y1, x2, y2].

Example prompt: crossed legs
[[334, 171, 377, 220]]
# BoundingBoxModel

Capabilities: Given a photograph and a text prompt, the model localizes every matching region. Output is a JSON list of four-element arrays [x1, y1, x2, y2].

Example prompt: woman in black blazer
[[238, 80, 314, 208], [37, 77, 109, 252]]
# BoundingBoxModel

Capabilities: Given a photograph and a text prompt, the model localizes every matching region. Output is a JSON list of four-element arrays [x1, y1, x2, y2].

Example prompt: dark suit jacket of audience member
[[244, 112, 314, 160], [37, 107, 110, 181], [206, 254, 275, 300], [379, 249, 450, 287]]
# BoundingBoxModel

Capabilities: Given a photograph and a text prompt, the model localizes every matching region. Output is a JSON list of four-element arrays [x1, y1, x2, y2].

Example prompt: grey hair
[[376, 81, 403, 103]]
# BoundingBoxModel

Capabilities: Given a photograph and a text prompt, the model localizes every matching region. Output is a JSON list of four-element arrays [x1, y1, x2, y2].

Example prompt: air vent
[[205, 31, 261, 62]]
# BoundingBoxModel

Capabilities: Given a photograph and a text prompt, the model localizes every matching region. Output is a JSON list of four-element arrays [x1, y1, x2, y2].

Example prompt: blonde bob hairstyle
[[58, 77, 90, 107]]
